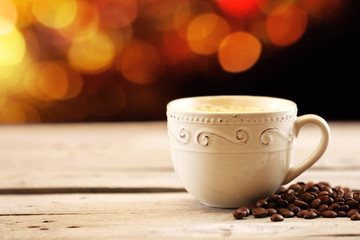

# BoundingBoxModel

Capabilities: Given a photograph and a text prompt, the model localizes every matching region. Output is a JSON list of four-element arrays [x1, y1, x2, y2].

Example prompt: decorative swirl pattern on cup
[[260, 128, 293, 146], [196, 129, 249, 147], [173, 127, 190, 144], [197, 133, 210, 146]]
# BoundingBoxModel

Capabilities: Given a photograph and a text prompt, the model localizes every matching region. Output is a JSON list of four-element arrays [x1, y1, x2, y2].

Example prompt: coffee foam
[[194, 104, 266, 113]]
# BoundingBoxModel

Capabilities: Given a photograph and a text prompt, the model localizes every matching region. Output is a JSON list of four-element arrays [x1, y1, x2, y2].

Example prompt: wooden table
[[1, 121, 360, 239]]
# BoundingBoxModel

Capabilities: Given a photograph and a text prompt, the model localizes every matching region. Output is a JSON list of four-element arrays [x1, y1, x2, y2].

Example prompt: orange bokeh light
[[266, 5, 308, 47], [24, 61, 69, 101], [0, 101, 27, 123], [32, 0, 78, 29], [58, 0, 99, 41], [162, 30, 191, 64], [0, 0, 18, 36], [119, 40, 163, 84], [218, 31, 262, 73], [68, 31, 116, 74], [187, 13, 231, 55]]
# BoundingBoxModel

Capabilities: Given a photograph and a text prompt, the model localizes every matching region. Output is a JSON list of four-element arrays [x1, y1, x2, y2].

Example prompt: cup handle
[[282, 114, 330, 185]]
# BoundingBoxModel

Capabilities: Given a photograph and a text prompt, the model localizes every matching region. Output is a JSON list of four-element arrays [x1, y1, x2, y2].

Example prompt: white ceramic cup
[[167, 96, 330, 208]]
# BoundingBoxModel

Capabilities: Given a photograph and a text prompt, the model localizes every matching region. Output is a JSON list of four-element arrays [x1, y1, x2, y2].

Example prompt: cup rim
[[167, 95, 297, 115]]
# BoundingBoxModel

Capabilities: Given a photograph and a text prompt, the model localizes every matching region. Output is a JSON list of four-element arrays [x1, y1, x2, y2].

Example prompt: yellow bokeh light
[[266, 5, 308, 47], [119, 40, 163, 84], [68, 32, 116, 74], [59, 0, 99, 41], [218, 31, 262, 73], [0, 0, 18, 36], [32, 0, 78, 29], [0, 28, 26, 67], [187, 13, 231, 55]]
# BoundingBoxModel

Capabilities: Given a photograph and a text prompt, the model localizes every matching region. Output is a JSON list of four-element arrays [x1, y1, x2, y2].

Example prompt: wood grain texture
[[1, 193, 360, 240]]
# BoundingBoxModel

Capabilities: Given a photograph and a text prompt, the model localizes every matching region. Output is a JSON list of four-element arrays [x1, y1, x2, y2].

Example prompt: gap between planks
[[0, 187, 186, 195]]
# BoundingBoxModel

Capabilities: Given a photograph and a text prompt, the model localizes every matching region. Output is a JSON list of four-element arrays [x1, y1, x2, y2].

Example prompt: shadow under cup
[[166, 96, 329, 208]]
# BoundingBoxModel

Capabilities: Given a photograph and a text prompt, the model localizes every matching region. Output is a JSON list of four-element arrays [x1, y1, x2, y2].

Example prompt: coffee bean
[[317, 204, 328, 213], [256, 199, 268, 208], [233, 209, 247, 219], [336, 189, 345, 198], [289, 183, 304, 193], [288, 204, 300, 214], [275, 186, 287, 194], [276, 208, 289, 214], [339, 204, 350, 212], [334, 197, 344, 203], [322, 210, 337, 218], [311, 199, 322, 209], [300, 192, 315, 203], [351, 214, 360, 221], [276, 198, 288, 208], [266, 208, 277, 216], [353, 192, 360, 202], [322, 186, 333, 194], [281, 210, 295, 218], [296, 210, 308, 218], [267, 202, 277, 209], [318, 191, 329, 197], [267, 194, 281, 202], [304, 211, 317, 219], [322, 197, 334, 206], [270, 214, 284, 222], [294, 200, 308, 209], [253, 207, 267, 218], [337, 211, 347, 217], [347, 209, 359, 217], [307, 186, 319, 193], [328, 203, 340, 212], [309, 208, 321, 217], [346, 200, 359, 209], [344, 192, 354, 200], [283, 193, 297, 203], [238, 207, 250, 216]]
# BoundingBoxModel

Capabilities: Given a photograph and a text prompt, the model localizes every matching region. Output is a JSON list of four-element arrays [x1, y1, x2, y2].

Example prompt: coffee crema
[[195, 104, 266, 113]]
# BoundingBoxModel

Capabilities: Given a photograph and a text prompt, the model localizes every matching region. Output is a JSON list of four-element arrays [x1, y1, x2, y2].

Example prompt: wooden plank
[[1, 122, 360, 190], [1, 193, 360, 240]]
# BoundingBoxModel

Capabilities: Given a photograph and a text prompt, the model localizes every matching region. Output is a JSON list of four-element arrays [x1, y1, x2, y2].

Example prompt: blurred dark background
[[0, 0, 359, 123]]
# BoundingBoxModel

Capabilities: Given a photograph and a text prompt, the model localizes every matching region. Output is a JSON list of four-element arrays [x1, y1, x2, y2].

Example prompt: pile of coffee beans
[[233, 182, 360, 222]]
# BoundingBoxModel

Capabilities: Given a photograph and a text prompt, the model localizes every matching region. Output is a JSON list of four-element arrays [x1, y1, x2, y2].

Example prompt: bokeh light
[[0, 0, 17, 35], [218, 31, 262, 73], [266, 5, 308, 47], [119, 40, 163, 84], [216, 0, 259, 18], [300, 0, 343, 20], [68, 31, 116, 74], [0, 0, 350, 123], [187, 13, 230, 55], [96, 0, 138, 29], [0, 28, 26, 67], [32, 0, 78, 29]]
